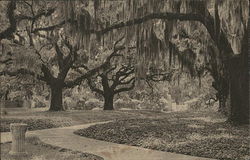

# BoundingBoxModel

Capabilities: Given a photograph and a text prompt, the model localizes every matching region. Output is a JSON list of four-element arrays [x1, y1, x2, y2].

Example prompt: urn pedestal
[[9, 123, 28, 156]]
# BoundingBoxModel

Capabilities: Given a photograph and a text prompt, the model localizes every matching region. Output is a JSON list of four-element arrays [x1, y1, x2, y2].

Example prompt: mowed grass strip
[[1, 136, 103, 160], [0, 117, 73, 132]]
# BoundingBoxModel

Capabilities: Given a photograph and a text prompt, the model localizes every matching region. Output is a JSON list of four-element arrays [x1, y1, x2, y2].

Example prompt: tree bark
[[227, 28, 249, 124], [103, 93, 114, 110], [218, 96, 228, 115], [216, 77, 229, 115], [49, 83, 64, 111], [228, 56, 249, 124]]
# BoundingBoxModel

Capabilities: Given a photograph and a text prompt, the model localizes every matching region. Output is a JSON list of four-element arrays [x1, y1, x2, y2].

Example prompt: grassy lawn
[[74, 111, 250, 160], [1, 108, 166, 132], [1, 136, 103, 160]]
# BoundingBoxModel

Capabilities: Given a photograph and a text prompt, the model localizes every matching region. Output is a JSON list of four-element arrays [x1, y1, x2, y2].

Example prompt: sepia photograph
[[0, 0, 249, 160]]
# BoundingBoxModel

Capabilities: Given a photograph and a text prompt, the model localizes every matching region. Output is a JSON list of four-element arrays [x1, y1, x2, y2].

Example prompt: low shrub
[[114, 99, 125, 109], [130, 99, 142, 109], [33, 100, 46, 108], [31, 96, 47, 108], [84, 98, 102, 110], [63, 97, 77, 110]]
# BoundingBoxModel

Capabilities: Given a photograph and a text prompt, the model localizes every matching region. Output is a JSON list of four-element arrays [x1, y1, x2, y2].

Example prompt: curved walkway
[[1, 122, 216, 160]]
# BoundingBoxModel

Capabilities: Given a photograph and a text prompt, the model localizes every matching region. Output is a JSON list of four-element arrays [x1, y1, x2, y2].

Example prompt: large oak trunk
[[228, 58, 249, 124], [227, 31, 249, 124], [228, 60, 249, 124], [103, 94, 114, 110], [49, 84, 64, 111]]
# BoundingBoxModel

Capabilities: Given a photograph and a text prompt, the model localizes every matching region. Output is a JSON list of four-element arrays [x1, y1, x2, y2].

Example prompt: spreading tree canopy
[[0, 0, 248, 124]]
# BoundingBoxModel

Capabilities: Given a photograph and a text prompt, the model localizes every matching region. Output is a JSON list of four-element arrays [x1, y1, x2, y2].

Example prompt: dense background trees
[[0, 0, 248, 124]]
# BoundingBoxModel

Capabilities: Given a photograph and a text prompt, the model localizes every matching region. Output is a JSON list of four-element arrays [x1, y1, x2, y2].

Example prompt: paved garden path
[[1, 122, 216, 160]]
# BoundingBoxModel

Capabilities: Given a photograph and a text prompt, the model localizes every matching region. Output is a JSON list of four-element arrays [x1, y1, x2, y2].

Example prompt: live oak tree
[[85, 36, 174, 110], [87, 66, 169, 110], [87, 65, 135, 110]]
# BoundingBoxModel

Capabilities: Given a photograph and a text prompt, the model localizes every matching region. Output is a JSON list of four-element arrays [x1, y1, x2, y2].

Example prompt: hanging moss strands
[[63, 0, 92, 51], [169, 43, 173, 67], [213, 0, 221, 43], [1, 43, 5, 55], [94, 0, 101, 19], [60, 0, 243, 80]]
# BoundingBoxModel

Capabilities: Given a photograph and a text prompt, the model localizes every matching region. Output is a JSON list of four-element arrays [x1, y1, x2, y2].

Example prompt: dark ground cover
[[74, 111, 250, 160], [1, 136, 103, 160]]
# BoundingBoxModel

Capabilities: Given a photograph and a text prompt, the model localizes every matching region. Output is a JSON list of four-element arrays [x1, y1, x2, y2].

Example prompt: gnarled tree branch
[[114, 79, 135, 94], [16, 8, 55, 22], [95, 11, 234, 57], [87, 78, 104, 95]]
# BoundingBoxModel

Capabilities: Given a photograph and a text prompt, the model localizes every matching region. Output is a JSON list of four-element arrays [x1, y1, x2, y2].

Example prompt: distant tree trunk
[[217, 78, 229, 115], [218, 97, 225, 112], [103, 93, 114, 110], [49, 81, 64, 111], [218, 95, 228, 115], [4, 89, 9, 100], [198, 77, 201, 88]]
